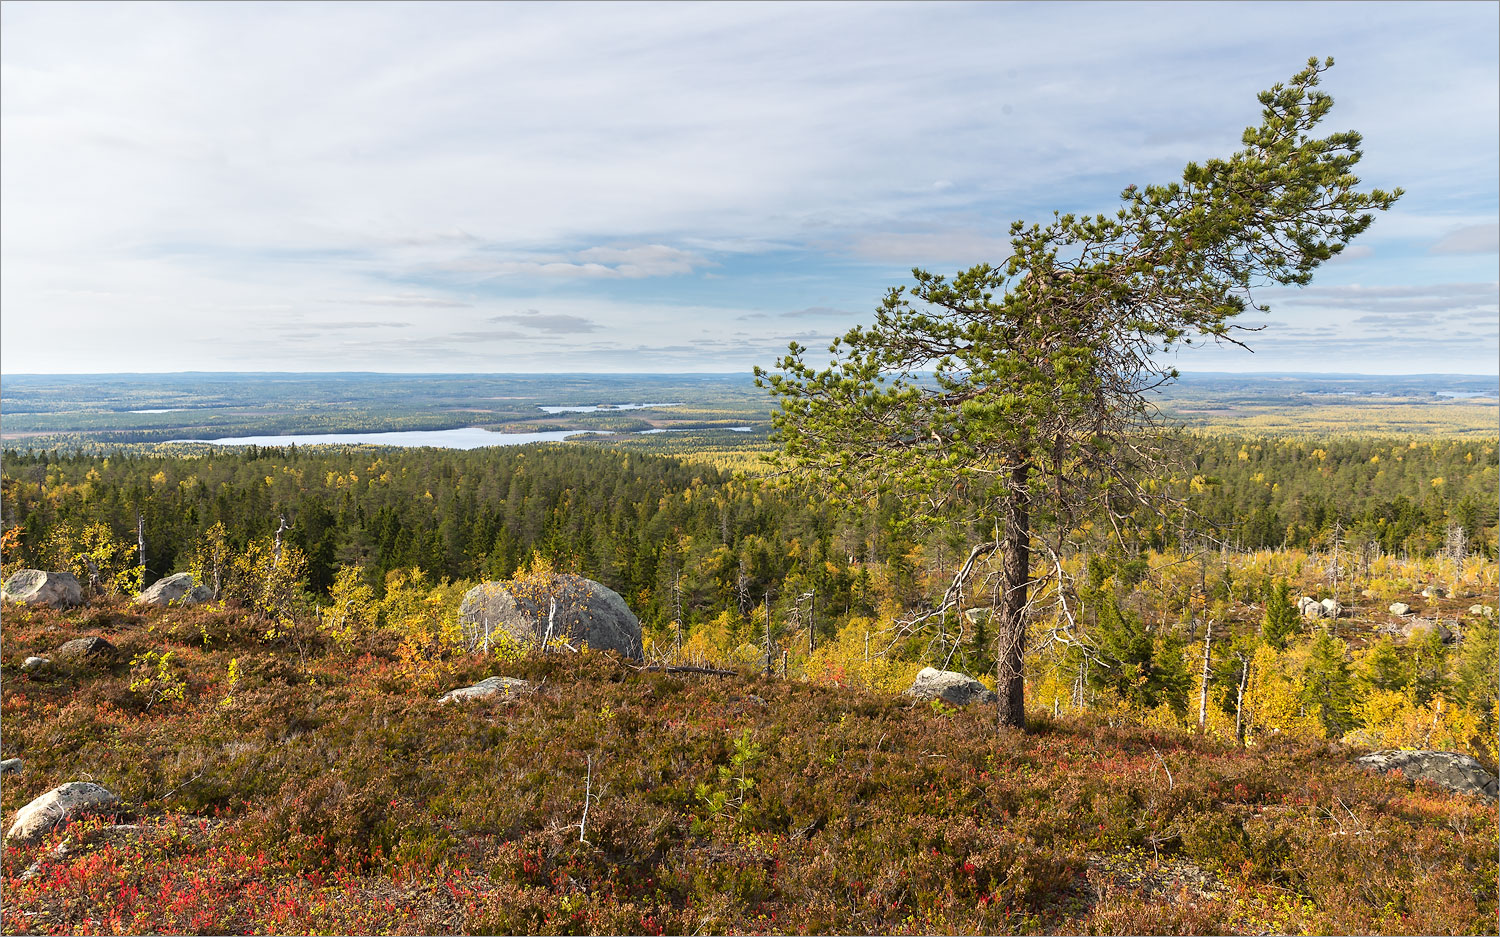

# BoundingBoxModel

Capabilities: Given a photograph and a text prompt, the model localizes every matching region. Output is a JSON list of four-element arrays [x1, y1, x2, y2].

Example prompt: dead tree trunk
[[1234, 653, 1250, 745], [1197, 618, 1213, 733]]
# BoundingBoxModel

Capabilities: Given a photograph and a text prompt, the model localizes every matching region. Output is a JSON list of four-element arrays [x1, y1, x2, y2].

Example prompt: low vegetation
[[2, 598, 1495, 936]]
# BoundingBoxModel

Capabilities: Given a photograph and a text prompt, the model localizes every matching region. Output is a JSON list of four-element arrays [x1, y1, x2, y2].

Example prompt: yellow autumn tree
[[1243, 643, 1324, 744], [382, 568, 463, 691]]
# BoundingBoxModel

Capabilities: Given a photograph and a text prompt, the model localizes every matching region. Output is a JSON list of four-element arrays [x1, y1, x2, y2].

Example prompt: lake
[[535, 402, 682, 413], [172, 428, 612, 449]]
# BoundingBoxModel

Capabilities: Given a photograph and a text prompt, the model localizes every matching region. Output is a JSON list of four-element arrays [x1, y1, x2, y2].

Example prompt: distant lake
[[130, 408, 185, 413], [173, 428, 612, 449], [536, 402, 682, 413], [1436, 391, 1497, 399]]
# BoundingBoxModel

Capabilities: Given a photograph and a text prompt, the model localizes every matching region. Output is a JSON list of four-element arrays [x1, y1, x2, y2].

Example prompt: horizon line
[[2, 370, 1498, 380]]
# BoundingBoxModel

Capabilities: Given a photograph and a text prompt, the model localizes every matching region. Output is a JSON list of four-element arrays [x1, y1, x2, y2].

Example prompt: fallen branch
[[630, 664, 738, 677]]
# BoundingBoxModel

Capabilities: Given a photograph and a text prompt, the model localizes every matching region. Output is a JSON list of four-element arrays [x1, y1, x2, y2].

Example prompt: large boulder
[[135, 573, 213, 607], [905, 667, 998, 706], [55, 636, 118, 664], [1320, 598, 1342, 618], [1419, 585, 1447, 599], [6, 782, 118, 843], [1297, 596, 1324, 619], [439, 675, 536, 703], [2, 570, 82, 609], [1388, 602, 1412, 617], [1402, 618, 1453, 644], [458, 574, 643, 660], [1355, 750, 1497, 800]]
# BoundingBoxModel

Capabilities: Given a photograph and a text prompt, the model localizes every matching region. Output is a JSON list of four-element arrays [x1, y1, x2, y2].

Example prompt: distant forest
[[3, 435, 1493, 631]]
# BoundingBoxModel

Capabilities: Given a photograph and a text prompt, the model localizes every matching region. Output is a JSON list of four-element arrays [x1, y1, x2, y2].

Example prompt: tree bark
[[996, 462, 1030, 729]]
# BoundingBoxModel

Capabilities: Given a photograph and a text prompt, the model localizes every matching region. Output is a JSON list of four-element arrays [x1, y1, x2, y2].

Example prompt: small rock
[[1420, 585, 1448, 599], [55, 636, 118, 663], [0, 758, 20, 775], [6, 782, 118, 843], [1468, 604, 1495, 618], [905, 667, 998, 706], [21, 656, 50, 672], [1, 569, 83, 608], [439, 675, 536, 703], [1355, 750, 1498, 800], [135, 572, 214, 607], [1388, 602, 1412, 616]]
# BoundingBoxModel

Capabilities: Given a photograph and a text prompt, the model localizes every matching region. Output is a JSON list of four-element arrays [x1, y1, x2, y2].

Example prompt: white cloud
[[356, 294, 472, 308], [1431, 223, 1500, 255]]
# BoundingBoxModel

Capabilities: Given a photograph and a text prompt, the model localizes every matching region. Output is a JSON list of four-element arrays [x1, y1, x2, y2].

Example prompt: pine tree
[[758, 59, 1399, 726]]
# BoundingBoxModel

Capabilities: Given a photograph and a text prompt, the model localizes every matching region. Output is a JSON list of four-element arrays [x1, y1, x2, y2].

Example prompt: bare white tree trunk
[[1197, 618, 1214, 732]]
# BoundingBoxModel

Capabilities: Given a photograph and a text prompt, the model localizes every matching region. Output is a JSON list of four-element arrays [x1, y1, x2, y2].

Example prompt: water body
[[640, 426, 753, 434], [536, 402, 682, 413], [130, 408, 185, 413], [173, 428, 612, 449]]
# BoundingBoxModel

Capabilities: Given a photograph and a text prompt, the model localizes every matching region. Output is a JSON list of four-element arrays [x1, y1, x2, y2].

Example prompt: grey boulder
[[0, 758, 20, 776], [2, 570, 82, 609], [1355, 750, 1497, 800], [55, 636, 118, 663], [1388, 602, 1412, 616], [1320, 598, 1342, 618], [6, 782, 118, 843], [457, 574, 643, 660], [21, 657, 50, 672], [440, 675, 536, 703], [1402, 618, 1453, 644], [1297, 596, 1326, 618], [905, 667, 998, 706], [135, 573, 213, 607]]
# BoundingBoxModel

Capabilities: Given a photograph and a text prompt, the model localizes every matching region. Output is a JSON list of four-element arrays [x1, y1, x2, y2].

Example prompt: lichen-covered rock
[[1320, 598, 1342, 618], [1420, 585, 1448, 599], [1355, 750, 1498, 800], [2, 570, 82, 608], [55, 636, 118, 663], [1468, 604, 1495, 618], [6, 782, 118, 843], [1389, 602, 1412, 616], [439, 676, 536, 703], [0, 759, 21, 776], [21, 657, 50, 672], [1402, 618, 1453, 644], [135, 573, 213, 607], [457, 575, 643, 660], [905, 667, 997, 706]]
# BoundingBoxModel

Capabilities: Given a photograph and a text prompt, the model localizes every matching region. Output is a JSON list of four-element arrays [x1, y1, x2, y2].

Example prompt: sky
[[2, 1, 1497, 375]]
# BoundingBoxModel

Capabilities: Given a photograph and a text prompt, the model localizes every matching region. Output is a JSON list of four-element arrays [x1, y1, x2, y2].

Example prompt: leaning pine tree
[[756, 59, 1400, 728]]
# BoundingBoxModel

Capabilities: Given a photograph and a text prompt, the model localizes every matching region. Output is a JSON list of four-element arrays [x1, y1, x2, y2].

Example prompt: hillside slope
[[2, 599, 1495, 935]]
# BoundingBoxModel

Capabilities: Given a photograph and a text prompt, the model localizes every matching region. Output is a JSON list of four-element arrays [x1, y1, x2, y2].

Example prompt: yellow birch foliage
[[1245, 643, 1324, 743]]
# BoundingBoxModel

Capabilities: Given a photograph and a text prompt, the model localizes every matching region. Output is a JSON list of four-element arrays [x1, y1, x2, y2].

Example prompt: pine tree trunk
[[996, 462, 1030, 729]]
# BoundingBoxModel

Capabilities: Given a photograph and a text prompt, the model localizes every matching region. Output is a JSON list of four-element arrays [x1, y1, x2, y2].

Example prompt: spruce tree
[[1261, 579, 1301, 649]]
